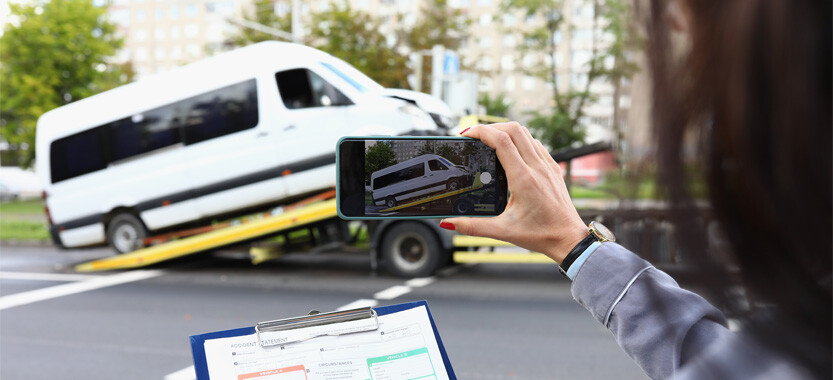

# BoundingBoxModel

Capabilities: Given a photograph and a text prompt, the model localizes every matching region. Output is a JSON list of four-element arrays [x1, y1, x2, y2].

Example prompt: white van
[[36, 41, 446, 252], [371, 154, 472, 208]]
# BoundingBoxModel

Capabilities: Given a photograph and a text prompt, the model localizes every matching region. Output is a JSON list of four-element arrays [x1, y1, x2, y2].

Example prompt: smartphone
[[337, 136, 508, 219]]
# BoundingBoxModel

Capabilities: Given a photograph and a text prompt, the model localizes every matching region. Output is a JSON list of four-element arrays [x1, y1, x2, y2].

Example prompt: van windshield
[[320, 60, 384, 94]]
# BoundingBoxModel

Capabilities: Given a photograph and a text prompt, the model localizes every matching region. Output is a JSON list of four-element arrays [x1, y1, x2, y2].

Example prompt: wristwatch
[[559, 221, 616, 274]]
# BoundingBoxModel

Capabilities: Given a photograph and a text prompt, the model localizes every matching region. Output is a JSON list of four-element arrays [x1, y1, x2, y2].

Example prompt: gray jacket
[[570, 243, 812, 379]]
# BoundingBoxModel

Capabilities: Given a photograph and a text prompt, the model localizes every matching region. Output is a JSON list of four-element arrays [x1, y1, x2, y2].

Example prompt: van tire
[[447, 179, 460, 191], [381, 222, 446, 278], [107, 213, 148, 254], [385, 196, 396, 208]]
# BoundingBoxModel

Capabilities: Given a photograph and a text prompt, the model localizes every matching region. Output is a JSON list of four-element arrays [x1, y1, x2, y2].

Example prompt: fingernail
[[459, 127, 470, 135], [439, 221, 456, 230]]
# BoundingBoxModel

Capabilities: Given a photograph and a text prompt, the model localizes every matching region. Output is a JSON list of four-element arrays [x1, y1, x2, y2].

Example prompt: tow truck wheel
[[453, 198, 474, 214], [107, 213, 148, 254], [382, 222, 446, 278]]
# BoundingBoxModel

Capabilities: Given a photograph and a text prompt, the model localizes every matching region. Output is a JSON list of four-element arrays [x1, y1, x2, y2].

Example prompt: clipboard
[[190, 300, 456, 380]]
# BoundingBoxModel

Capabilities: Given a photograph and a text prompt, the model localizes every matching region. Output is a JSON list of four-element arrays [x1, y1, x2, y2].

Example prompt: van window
[[49, 79, 258, 183], [373, 163, 425, 190], [428, 159, 448, 171], [275, 69, 352, 109], [50, 127, 108, 183], [182, 80, 259, 144]]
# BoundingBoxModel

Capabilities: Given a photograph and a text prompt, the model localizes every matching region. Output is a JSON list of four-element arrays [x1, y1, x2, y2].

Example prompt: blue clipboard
[[189, 300, 456, 379]]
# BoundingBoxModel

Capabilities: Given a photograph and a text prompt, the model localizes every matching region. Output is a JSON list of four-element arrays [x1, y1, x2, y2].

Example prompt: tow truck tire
[[107, 213, 148, 254], [453, 198, 474, 215], [381, 222, 446, 278]]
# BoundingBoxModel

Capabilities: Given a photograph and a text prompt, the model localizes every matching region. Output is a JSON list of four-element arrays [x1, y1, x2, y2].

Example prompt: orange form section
[[237, 365, 307, 380]]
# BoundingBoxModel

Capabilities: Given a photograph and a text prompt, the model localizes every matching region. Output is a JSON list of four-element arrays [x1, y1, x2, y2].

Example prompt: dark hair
[[645, 0, 831, 376]]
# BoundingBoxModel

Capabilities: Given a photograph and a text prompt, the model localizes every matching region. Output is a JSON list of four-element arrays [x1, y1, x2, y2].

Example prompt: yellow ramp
[[452, 235, 554, 264], [75, 199, 338, 272]]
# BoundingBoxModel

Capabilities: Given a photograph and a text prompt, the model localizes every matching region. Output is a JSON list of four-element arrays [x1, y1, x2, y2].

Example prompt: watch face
[[591, 222, 616, 242]]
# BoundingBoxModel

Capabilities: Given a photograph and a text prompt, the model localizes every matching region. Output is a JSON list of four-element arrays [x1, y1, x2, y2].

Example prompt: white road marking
[[337, 299, 379, 310], [0, 270, 163, 311], [0, 271, 101, 282], [374, 285, 412, 300], [164, 365, 196, 380], [405, 277, 435, 288]]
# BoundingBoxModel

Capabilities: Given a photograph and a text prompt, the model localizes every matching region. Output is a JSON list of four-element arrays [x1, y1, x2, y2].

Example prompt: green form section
[[367, 347, 436, 380]]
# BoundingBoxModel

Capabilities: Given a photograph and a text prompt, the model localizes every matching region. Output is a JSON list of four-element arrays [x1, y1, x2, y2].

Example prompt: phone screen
[[338, 137, 507, 219]]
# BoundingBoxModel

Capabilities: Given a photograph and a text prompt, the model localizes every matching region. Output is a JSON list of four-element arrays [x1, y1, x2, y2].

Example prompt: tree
[[401, 0, 470, 93], [0, 0, 129, 167], [364, 141, 395, 183], [478, 92, 512, 117], [504, 0, 636, 190], [307, 4, 410, 88], [226, 0, 291, 46]]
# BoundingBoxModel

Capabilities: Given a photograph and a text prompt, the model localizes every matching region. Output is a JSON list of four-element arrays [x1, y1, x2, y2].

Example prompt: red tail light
[[42, 191, 53, 225]]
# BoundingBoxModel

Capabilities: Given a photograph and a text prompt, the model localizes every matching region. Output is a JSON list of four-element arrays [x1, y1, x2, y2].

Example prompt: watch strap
[[560, 233, 596, 273]]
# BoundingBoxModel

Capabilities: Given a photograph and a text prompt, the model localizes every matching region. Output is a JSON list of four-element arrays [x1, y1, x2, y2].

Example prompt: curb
[[0, 240, 54, 247]]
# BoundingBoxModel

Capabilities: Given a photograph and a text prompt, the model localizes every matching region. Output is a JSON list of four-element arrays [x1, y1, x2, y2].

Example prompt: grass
[[0, 219, 50, 240], [0, 199, 50, 241], [0, 199, 44, 215]]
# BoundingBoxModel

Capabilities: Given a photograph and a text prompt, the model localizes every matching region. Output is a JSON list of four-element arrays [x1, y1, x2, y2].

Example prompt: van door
[[273, 68, 354, 195], [183, 79, 288, 217]]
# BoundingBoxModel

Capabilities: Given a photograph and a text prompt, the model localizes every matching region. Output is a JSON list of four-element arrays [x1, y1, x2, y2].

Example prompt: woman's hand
[[441, 122, 588, 264]]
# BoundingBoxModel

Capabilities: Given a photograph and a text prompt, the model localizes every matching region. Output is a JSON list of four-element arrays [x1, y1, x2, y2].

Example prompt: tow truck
[[74, 186, 551, 277]]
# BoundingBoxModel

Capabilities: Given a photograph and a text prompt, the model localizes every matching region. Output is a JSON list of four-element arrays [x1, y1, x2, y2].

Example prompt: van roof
[[371, 154, 447, 179], [36, 42, 331, 141]]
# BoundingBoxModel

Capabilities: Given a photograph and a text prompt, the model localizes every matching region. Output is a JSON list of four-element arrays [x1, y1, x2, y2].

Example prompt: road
[[0, 244, 647, 379]]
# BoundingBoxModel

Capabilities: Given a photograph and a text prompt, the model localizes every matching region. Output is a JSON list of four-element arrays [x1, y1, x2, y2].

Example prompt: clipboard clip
[[255, 307, 379, 348]]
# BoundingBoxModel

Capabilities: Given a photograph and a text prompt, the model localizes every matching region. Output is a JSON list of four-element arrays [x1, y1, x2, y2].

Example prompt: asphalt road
[[0, 244, 647, 379]]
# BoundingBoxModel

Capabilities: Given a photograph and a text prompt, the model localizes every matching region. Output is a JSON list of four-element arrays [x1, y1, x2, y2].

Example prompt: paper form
[[202, 306, 448, 380]]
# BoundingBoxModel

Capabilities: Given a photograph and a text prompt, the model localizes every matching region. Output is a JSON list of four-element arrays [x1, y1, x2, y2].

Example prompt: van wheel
[[385, 196, 396, 209], [381, 222, 446, 278], [107, 213, 148, 254], [447, 179, 460, 191]]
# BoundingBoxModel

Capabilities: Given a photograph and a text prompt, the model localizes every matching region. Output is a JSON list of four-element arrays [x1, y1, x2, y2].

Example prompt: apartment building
[[104, 0, 635, 147], [103, 0, 244, 78]]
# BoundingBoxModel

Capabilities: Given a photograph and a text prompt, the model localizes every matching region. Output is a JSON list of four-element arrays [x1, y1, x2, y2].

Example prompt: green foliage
[[226, 0, 291, 46], [401, 0, 470, 92], [478, 93, 512, 117], [526, 109, 585, 150], [0, 199, 44, 215], [364, 141, 395, 183], [307, 4, 410, 89], [0, 0, 130, 167], [503, 0, 636, 151]]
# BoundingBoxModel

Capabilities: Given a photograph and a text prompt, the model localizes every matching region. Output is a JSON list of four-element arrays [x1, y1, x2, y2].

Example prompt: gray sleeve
[[570, 243, 731, 380]]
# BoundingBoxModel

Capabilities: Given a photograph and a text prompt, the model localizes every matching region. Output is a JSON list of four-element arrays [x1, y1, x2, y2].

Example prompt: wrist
[[548, 225, 589, 264]]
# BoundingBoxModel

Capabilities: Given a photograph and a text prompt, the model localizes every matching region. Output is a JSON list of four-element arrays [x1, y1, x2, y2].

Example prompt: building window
[[522, 76, 536, 90], [479, 14, 492, 26], [479, 37, 492, 48], [501, 55, 515, 71], [503, 75, 515, 91], [502, 35, 515, 47]]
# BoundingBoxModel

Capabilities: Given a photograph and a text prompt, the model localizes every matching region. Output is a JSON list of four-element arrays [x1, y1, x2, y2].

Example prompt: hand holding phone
[[441, 123, 589, 263], [337, 136, 508, 219]]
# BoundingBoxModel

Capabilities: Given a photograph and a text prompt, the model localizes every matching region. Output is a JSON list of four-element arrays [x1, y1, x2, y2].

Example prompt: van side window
[[275, 69, 352, 109], [182, 80, 259, 144], [428, 159, 448, 171], [405, 163, 425, 179], [49, 79, 259, 183], [50, 127, 108, 183]]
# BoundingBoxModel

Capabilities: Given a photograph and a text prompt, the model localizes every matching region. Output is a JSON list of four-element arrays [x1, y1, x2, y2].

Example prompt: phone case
[[336, 136, 506, 220]]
